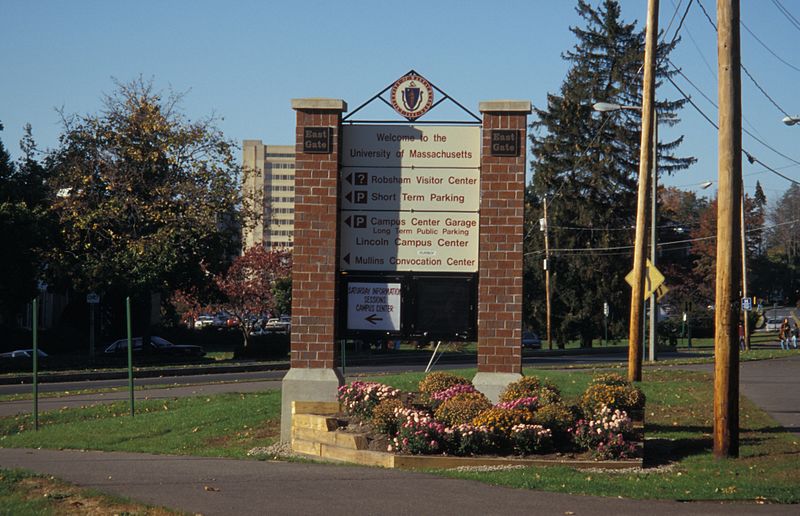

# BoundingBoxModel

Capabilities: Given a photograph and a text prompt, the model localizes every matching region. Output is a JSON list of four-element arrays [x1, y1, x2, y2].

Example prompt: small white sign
[[86, 292, 100, 304], [347, 282, 401, 331]]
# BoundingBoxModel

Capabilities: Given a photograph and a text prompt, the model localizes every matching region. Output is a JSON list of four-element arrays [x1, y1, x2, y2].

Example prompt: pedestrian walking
[[792, 326, 798, 350], [738, 322, 746, 351], [779, 318, 790, 350]]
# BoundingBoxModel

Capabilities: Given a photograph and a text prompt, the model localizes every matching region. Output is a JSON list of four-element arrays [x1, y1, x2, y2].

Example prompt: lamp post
[[782, 116, 800, 126], [593, 102, 660, 363]]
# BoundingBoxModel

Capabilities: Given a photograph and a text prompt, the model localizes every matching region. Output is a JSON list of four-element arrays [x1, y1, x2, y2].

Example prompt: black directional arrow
[[345, 216, 351, 227], [343, 253, 351, 264], [345, 173, 353, 185], [345, 191, 352, 202], [365, 314, 383, 325]]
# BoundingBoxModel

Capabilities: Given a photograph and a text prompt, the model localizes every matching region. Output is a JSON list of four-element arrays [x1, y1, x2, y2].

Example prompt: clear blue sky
[[2, 0, 798, 204]]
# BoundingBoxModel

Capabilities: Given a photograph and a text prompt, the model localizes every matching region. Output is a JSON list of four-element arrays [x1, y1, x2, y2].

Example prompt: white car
[[194, 315, 215, 329], [765, 318, 782, 332]]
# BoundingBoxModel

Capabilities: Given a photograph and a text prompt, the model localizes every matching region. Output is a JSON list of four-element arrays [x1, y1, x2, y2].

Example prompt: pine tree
[[525, 0, 694, 346]]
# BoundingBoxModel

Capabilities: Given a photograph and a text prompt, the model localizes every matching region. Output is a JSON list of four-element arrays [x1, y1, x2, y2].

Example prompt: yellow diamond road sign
[[625, 259, 665, 300]]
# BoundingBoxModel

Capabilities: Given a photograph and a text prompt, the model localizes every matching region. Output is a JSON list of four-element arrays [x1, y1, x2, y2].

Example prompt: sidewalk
[[0, 448, 792, 516]]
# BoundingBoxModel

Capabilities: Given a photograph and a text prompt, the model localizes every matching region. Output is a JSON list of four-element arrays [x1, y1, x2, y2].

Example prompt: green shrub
[[499, 376, 561, 404], [471, 407, 537, 436], [579, 383, 645, 417], [338, 381, 401, 419], [510, 424, 553, 455], [371, 398, 405, 435], [434, 392, 491, 427], [531, 402, 577, 446], [418, 372, 471, 395], [588, 372, 629, 388]]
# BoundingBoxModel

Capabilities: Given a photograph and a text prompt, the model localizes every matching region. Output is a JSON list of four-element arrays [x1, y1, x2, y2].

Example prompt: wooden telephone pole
[[543, 200, 553, 350], [714, 0, 741, 459], [628, 0, 659, 383]]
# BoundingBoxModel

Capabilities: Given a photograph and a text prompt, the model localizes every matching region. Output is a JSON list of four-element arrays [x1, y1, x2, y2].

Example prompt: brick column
[[473, 100, 531, 402], [281, 98, 347, 442]]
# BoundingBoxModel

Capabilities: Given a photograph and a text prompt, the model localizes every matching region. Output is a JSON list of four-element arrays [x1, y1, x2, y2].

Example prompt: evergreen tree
[[765, 183, 800, 303], [526, 0, 694, 346], [0, 123, 51, 322], [752, 181, 767, 256]]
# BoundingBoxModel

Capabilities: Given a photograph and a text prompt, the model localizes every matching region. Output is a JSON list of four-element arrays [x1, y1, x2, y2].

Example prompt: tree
[[45, 78, 243, 333], [525, 0, 694, 346], [0, 123, 51, 322], [657, 186, 710, 308], [765, 184, 800, 304], [208, 246, 291, 348]]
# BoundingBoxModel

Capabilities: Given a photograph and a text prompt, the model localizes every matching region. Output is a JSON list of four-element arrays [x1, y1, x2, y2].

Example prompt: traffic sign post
[[86, 292, 99, 362], [741, 297, 752, 311]]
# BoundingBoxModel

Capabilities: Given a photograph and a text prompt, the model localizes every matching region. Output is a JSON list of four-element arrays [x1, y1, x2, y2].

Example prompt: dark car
[[104, 336, 205, 357], [522, 331, 542, 349], [0, 349, 49, 360]]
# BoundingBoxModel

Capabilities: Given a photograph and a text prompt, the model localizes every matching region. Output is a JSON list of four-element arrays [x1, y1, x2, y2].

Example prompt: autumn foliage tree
[[45, 78, 243, 333], [209, 246, 292, 348]]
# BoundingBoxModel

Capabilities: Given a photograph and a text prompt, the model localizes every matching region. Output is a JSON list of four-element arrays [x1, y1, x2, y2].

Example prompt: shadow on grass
[[644, 436, 712, 467], [749, 424, 800, 434]]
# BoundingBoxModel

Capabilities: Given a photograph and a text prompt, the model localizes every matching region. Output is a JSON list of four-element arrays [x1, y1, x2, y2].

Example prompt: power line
[[665, 65, 800, 183], [772, 0, 800, 32], [526, 218, 799, 257], [741, 20, 800, 74], [695, 0, 792, 118]]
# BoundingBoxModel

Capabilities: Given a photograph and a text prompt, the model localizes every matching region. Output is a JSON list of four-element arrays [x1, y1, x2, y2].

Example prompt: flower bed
[[311, 372, 645, 464]]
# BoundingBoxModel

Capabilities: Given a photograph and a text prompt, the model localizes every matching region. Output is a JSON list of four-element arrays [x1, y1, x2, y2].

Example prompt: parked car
[[194, 314, 215, 329], [522, 331, 542, 349], [265, 317, 290, 333], [104, 336, 205, 357], [765, 318, 782, 332], [0, 349, 49, 360]]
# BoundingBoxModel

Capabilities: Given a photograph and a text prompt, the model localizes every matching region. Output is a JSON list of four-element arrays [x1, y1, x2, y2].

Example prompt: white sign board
[[347, 282, 401, 331], [340, 167, 480, 211], [342, 125, 481, 168], [340, 212, 479, 272]]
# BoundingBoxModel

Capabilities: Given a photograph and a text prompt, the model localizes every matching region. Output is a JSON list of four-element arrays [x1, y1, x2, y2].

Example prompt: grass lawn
[[1, 365, 798, 503], [0, 391, 282, 458], [0, 468, 179, 515]]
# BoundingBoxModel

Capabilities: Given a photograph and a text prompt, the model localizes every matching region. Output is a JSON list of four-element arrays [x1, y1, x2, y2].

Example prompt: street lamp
[[782, 116, 800, 126], [593, 101, 661, 363]]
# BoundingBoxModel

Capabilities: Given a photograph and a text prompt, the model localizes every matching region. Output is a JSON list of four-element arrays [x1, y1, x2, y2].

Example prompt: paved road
[[0, 448, 792, 516]]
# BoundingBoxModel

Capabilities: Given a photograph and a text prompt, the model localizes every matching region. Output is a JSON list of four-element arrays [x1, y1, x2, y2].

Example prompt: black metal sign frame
[[342, 69, 482, 125]]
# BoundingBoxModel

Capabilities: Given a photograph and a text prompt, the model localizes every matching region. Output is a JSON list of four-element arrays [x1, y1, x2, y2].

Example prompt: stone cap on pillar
[[479, 100, 532, 114], [291, 98, 348, 112]]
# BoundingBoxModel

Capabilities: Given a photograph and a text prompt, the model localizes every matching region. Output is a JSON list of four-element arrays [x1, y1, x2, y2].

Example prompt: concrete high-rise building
[[242, 141, 295, 249]]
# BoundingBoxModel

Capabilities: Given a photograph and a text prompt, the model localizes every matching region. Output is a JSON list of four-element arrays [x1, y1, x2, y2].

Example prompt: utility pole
[[649, 111, 659, 363], [740, 192, 750, 351], [715, 0, 741, 459], [543, 200, 553, 350], [628, 0, 659, 382]]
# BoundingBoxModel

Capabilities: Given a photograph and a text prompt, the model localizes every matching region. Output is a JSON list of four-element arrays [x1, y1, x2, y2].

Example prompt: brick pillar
[[473, 100, 531, 402], [281, 98, 347, 442]]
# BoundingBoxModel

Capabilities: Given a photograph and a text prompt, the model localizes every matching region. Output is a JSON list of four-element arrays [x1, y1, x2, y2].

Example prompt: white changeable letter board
[[347, 282, 402, 331]]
